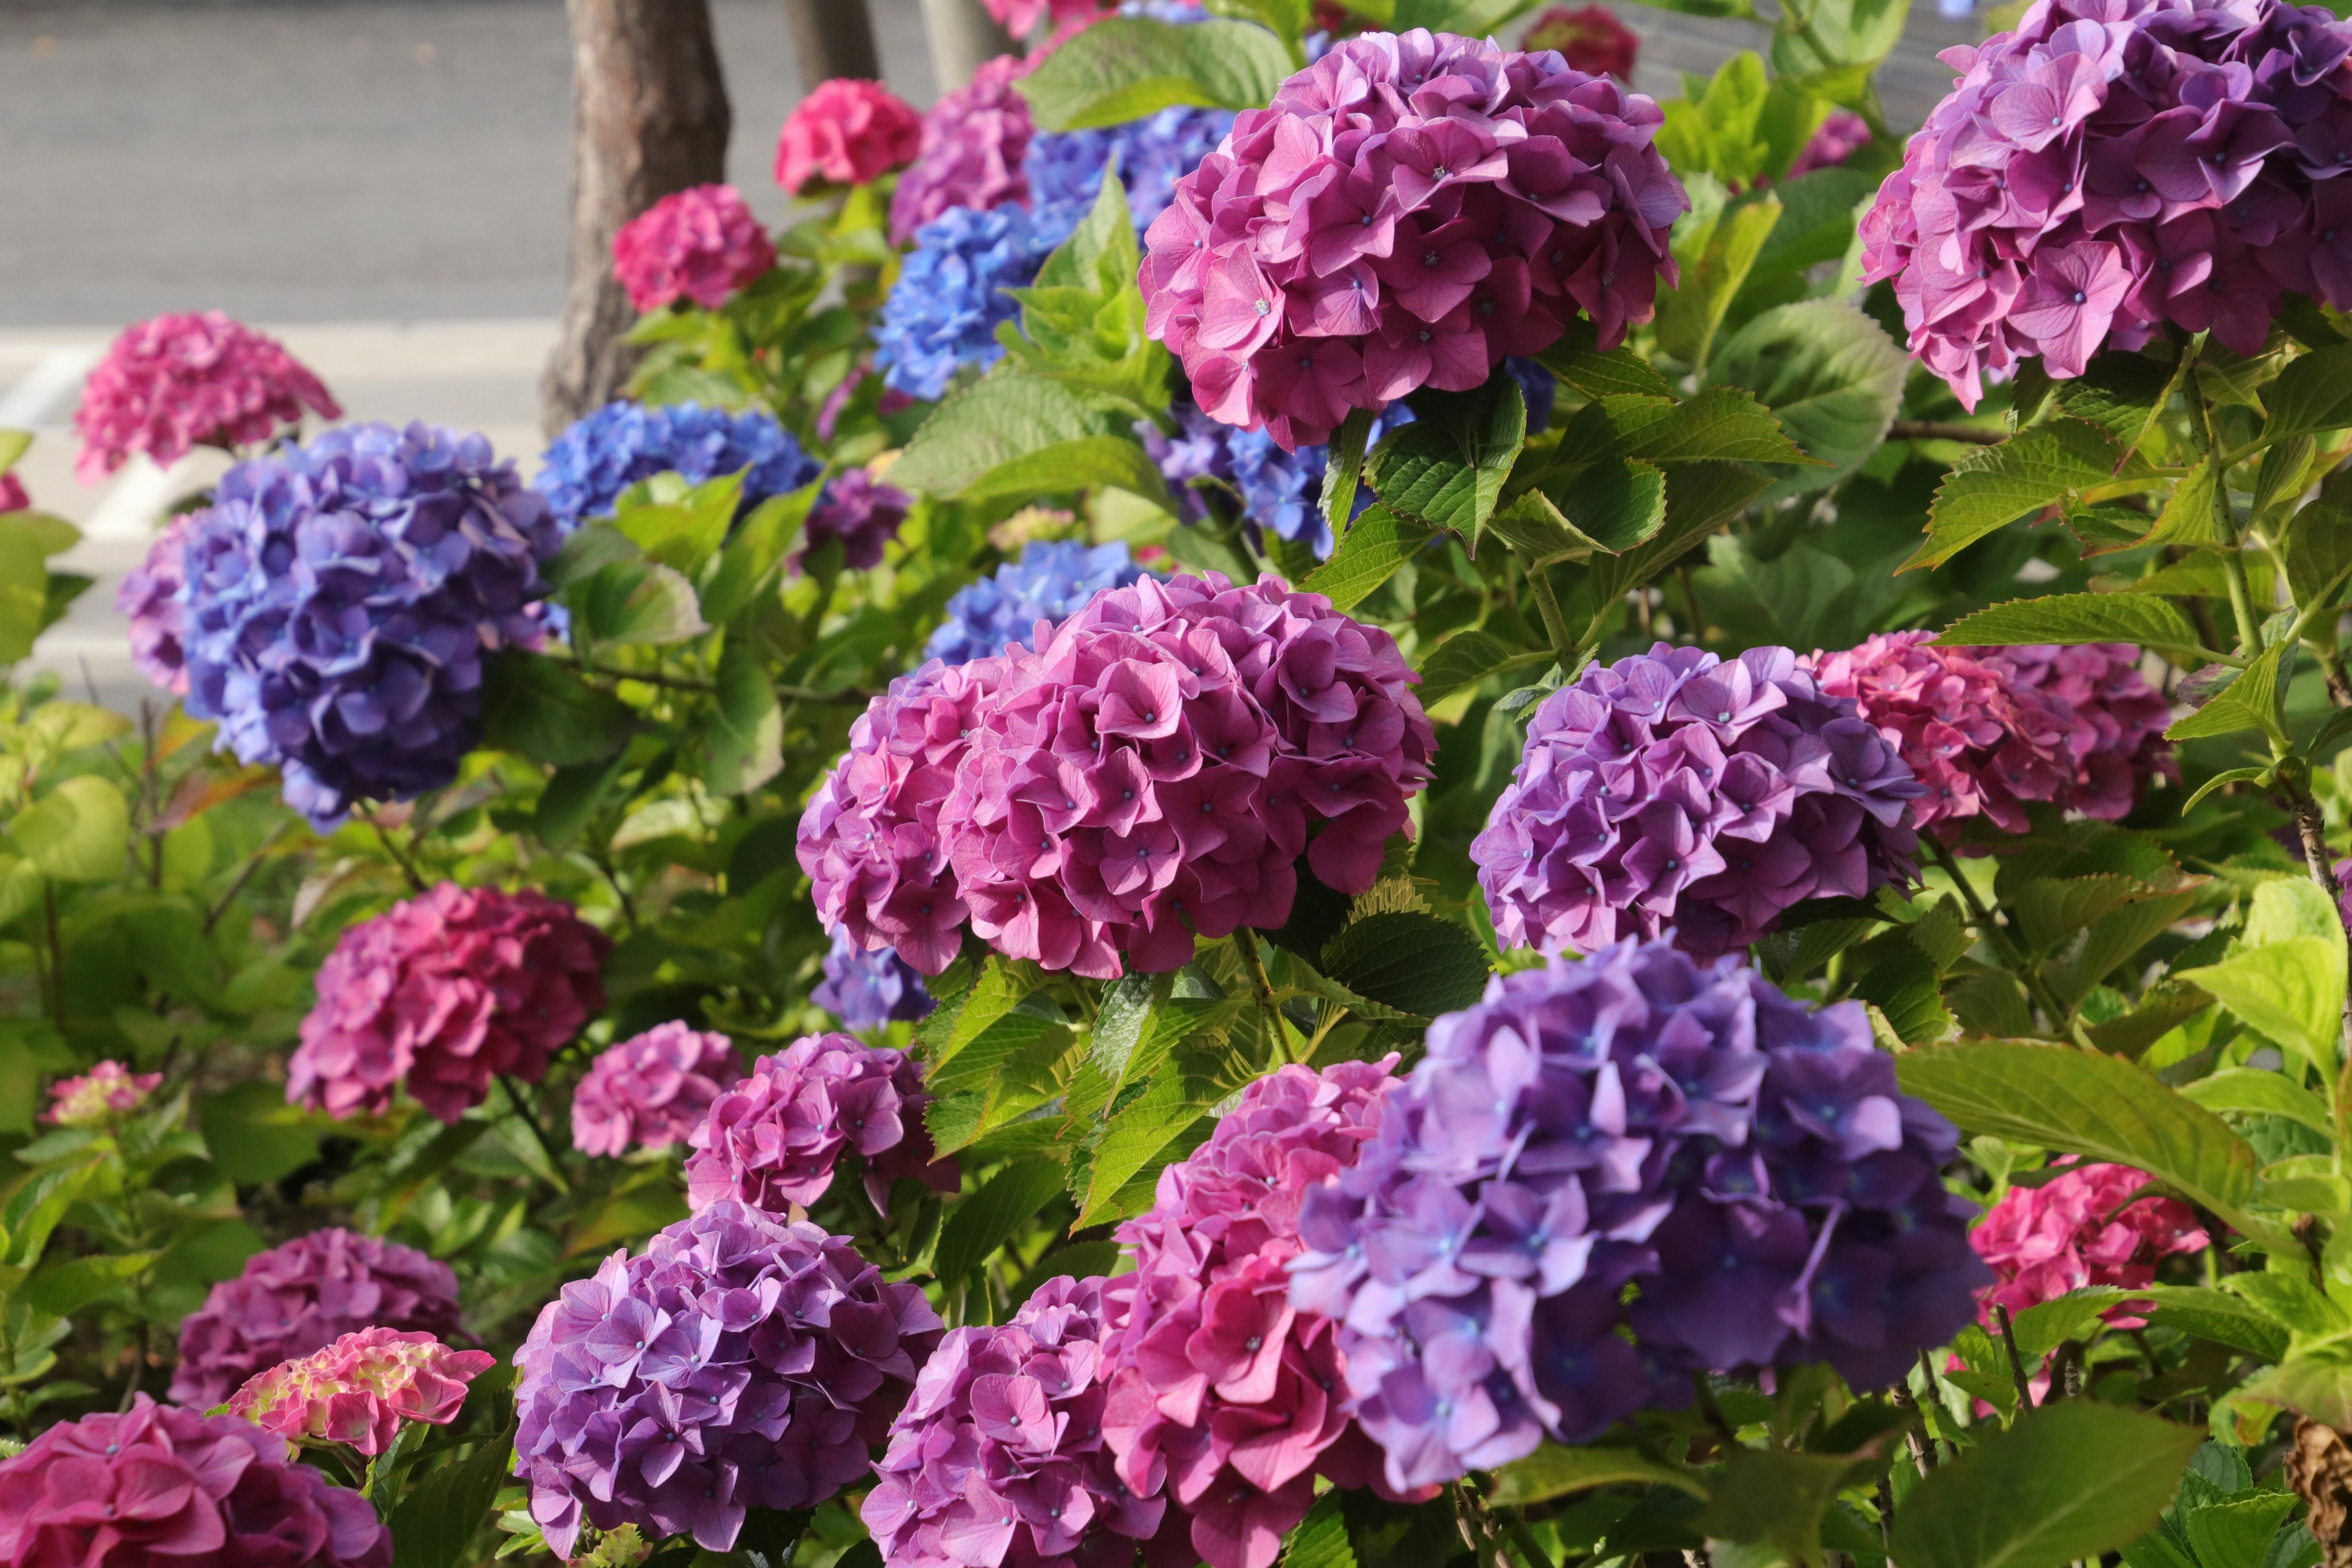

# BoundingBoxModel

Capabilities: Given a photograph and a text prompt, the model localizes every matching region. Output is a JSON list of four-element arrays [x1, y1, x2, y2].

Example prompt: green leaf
[[1934, 593, 2206, 658], [1298, 505, 1433, 614], [1322, 407, 1374, 547], [698, 484, 818, 625], [2139, 455, 2229, 551], [197, 1081, 323, 1184], [572, 559, 709, 645], [1533, 458, 1670, 558], [1707, 298, 1905, 498], [533, 752, 630, 851], [968, 435, 1170, 506], [2139, 1284, 2292, 1360], [1488, 1445, 1708, 1506], [2263, 342, 2352, 444], [1905, 418, 2124, 571], [1602, 386, 1814, 466], [1321, 911, 1491, 1019], [1019, 18, 1294, 129], [2011, 1288, 2130, 1359], [1853, 948, 1952, 1044], [4, 1161, 95, 1268], [1589, 461, 1775, 606], [2236, 1344, 2352, 1428], [2168, 643, 2287, 743], [611, 469, 741, 578], [17, 1252, 157, 1317], [7, 777, 127, 883], [390, 1434, 516, 1568], [2185, 1495, 2300, 1568], [1076, 1063, 1226, 1226], [1537, 318, 1676, 401], [1414, 631, 1553, 707], [541, 521, 641, 591], [1365, 381, 1526, 549], [2181, 941, 2346, 1072], [2049, 352, 2182, 459], [0, 430, 29, 473], [705, 642, 783, 796], [480, 653, 634, 767], [1698, 1444, 1888, 1566], [2285, 500, 2352, 613], [934, 1158, 1071, 1283], [0, 517, 55, 663], [2086, 979, 2217, 1059], [1657, 192, 1783, 372], [891, 372, 1134, 500], [1282, 1493, 1357, 1568]]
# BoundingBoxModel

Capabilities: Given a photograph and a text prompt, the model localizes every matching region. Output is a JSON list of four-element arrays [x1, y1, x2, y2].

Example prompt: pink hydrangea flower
[[0, 1396, 390, 1568], [983, 0, 1109, 37], [43, 1061, 163, 1127], [1140, 29, 1686, 450], [1972, 1160, 2207, 1330], [570, 1022, 745, 1157], [225, 1327, 497, 1457], [611, 184, 777, 314], [891, 56, 1035, 246], [1787, 110, 1871, 178], [685, 1033, 960, 1215], [73, 312, 340, 484], [776, 79, 924, 195], [0, 473, 26, 513], [1101, 1060, 1403, 1568], [287, 883, 612, 1124], [116, 511, 197, 696], [1810, 633, 2175, 840]]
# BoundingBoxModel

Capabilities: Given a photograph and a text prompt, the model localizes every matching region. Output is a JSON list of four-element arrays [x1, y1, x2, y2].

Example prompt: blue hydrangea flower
[[1140, 394, 1417, 559], [812, 927, 935, 1028], [1024, 107, 1236, 233], [1120, 0, 1209, 18], [180, 423, 564, 828], [922, 539, 1155, 666], [1505, 355, 1558, 436], [536, 401, 820, 530], [876, 203, 1083, 401]]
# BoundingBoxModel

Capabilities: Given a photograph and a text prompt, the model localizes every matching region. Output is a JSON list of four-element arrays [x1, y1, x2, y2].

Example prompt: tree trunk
[[541, 0, 733, 437], [919, 0, 1017, 94], [781, 0, 880, 88]]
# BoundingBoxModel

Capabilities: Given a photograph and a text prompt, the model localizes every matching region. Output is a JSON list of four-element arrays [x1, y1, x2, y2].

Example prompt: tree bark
[[781, 0, 880, 88], [919, 0, 1017, 94], [541, 0, 733, 437]]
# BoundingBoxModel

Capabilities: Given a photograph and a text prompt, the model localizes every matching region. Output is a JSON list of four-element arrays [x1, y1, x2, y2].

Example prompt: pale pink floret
[[777, 79, 923, 194], [226, 1327, 497, 1457], [43, 1060, 163, 1127], [74, 312, 339, 483], [1972, 1159, 2207, 1331], [570, 1022, 744, 1157], [611, 184, 777, 313]]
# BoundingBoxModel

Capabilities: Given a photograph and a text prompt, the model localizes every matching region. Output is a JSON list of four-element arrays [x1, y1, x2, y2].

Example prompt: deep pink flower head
[[1141, 29, 1685, 450], [891, 56, 1036, 245], [225, 1328, 497, 1457], [1101, 1059, 1403, 1568], [115, 512, 197, 696], [571, 1022, 745, 1158], [1973, 1159, 2206, 1330], [0, 473, 26, 513], [777, 80, 923, 194], [43, 1061, 163, 1127], [170, 1228, 464, 1411], [1811, 633, 2174, 840], [1521, 6, 1640, 80], [866, 1275, 1161, 1568], [0, 1396, 390, 1568], [685, 1033, 960, 1215], [1861, 0, 2352, 409], [984, 0, 1110, 37], [287, 883, 611, 1125], [74, 312, 339, 484], [611, 184, 777, 314], [1788, 110, 1871, 178]]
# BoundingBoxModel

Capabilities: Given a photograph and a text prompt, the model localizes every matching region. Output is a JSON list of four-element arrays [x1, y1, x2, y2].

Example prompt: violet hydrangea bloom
[[43, 1060, 162, 1127], [1858, 0, 2352, 407], [288, 882, 611, 1124], [865, 1275, 1160, 1568], [1290, 941, 1986, 1491], [0, 473, 25, 513], [1142, 394, 1420, 560], [891, 56, 1037, 246], [571, 1022, 746, 1158], [1788, 110, 1871, 178], [813, 927, 936, 1028], [1142, 29, 1686, 450], [1026, 109, 1239, 235], [876, 203, 1084, 401], [1472, 643, 1923, 961], [923, 540, 1155, 666], [512, 1202, 943, 1556], [0, 1396, 390, 1568], [538, 401, 822, 533], [225, 1327, 497, 1458], [74, 311, 341, 484], [800, 469, 912, 571], [116, 511, 197, 696], [685, 1034, 960, 1215], [170, 1227, 464, 1410], [611, 185, 777, 314]]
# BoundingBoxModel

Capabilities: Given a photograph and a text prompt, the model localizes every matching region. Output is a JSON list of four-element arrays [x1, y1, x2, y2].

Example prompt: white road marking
[[0, 344, 100, 431]]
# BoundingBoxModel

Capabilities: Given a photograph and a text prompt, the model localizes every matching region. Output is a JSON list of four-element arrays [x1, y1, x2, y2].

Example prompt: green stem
[[1525, 563, 1574, 673], [1231, 929, 1290, 1061], [1501, 1512, 1555, 1568], [1926, 840, 2070, 1034], [373, 823, 429, 894]]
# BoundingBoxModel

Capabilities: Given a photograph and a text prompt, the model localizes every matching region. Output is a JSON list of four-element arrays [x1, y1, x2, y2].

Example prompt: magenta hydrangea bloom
[[0, 473, 26, 513], [1140, 29, 1686, 450], [288, 883, 611, 1125], [74, 312, 340, 484], [1972, 1159, 2206, 1332], [225, 1327, 497, 1458], [513, 1201, 943, 1556], [1788, 110, 1871, 177], [116, 512, 196, 696], [1860, 0, 2352, 408], [1472, 643, 1923, 960], [777, 79, 924, 195], [1102, 1060, 1400, 1568], [801, 469, 913, 571], [43, 1061, 163, 1127], [685, 1033, 960, 1216], [891, 56, 1036, 245], [571, 1022, 745, 1158], [865, 1275, 1160, 1568], [170, 1228, 464, 1411], [612, 184, 778, 314], [0, 1395, 390, 1568], [1290, 941, 1986, 1491], [1811, 632, 2174, 840]]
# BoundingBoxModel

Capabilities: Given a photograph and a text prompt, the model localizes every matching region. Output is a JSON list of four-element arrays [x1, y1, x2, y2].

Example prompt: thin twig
[[1890, 420, 2006, 445], [374, 823, 429, 894], [203, 820, 292, 935], [1994, 1303, 2037, 1412], [1888, 1376, 1935, 1476]]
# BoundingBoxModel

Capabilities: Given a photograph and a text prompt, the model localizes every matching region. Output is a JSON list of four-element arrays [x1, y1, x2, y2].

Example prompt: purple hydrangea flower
[[1140, 393, 1420, 560], [685, 1035, 961, 1215], [1289, 940, 1986, 1491], [813, 927, 936, 1028], [877, 203, 1084, 401], [800, 469, 912, 572], [1472, 643, 1923, 960], [513, 1202, 943, 1557], [571, 1022, 745, 1157], [538, 401, 822, 532], [179, 422, 564, 827], [117, 511, 197, 696]]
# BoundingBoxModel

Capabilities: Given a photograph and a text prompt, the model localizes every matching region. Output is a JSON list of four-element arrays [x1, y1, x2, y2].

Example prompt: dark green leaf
[[1852, 948, 1951, 1044], [2263, 342, 2352, 444], [1489, 1445, 1707, 1506], [1322, 407, 1374, 548], [891, 372, 1136, 500], [1905, 418, 2124, 571], [1537, 318, 1676, 400], [1365, 381, 1526, 548], [706, 643, 783, 796], [1075, 1064, 1226, 1226], [1283, 1493, 1357, 1568], [1708, 298, 1905, 497], [17, 1252, 156, 1316], [2049, 352, 2182, 458], [533, 752, 630, 851], [198, 1081, 323, 1184], [1537, 457, 1669, 558], [1698, 1444, 1887, 1566], [1414, 631, 1553, 707], [1299, 505, 1434, 614], [1321, 911, 1491, 1018], [390, 1434, 516, 1568], [2139, 1285, 2291, 1360], [480, 653, 634, 767], [2168, 643, 2286, 743], [934, 1158, 1071, 1282], [1588, 461, 1774, 605], [573, 560, 709, 645], [2285, 500, 2352, 611]]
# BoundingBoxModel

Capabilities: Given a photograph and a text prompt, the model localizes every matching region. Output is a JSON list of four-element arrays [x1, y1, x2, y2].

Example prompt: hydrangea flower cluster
[[985, 0, 1109, 37], [0, 472, 26, 513], [538, 401, 822, 532], [1858, 0, 2352, 407], [611, 185, 777, 314], [43, 1061, 162, 1127], [116, 513, 197, 696], [74, 311, 341, 483], [170, 1228, 464, 1409], [801, 469, 912, 571], [1291, 941, 1986, 1491], [1027, 109, 1240, 234], [1142, 394, 1418, 560], [891, 56, 1036, 245], [1811, 633, 2174, 840], [925, 540, 1155, 666], [1972, 1159, 2207, 1330], [512, 1202, 942, 1556], [570, 1022, 745, 1158], [288, 882, 611, 1124], [0, 1397, 390, 1568], [1142, 29, 1686, 449], [775, 78, 923, 194], [685, 1034, 960, 1215], [865, 1275, 1158, 1568], [1103, 1060, 1400, 1568], [224, 1329, 496, 1457], [1521, 5, 1640, 80], [179, 423, 564, 826], [877, 203, 1083, 400], [813, 927, 936, 1028], [1473, 644, 1923, 960], [805, 571, 1435, 979], [1789, 110, 1872, 178]]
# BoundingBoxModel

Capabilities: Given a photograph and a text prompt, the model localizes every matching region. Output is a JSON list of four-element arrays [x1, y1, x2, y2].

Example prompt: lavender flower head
[[571, 1022, 746, 1158], [813, 927, 936, 1028], [179, 423, 564, 827], [1026, 108, 1238, 233], [1472, 643, 1923, 961], [512, 1202, 943, 1556], [685, 1035, 961, 1216], [1289, 940, 1985, 1491], [117, 511, 197, 696], [538, 401, 821, 532], [923, 539, 1155, 666], [877, 203, 1083, 401], [892, 56, 1036, 246], [801, 469, 912, 572]]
